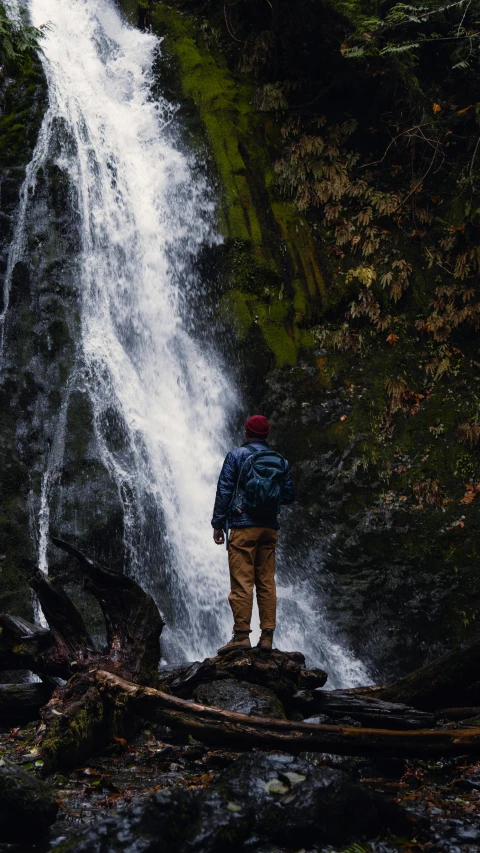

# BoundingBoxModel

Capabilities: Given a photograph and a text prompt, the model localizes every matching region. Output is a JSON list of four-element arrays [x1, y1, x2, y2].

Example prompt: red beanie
[[245, 415, 270, 438]]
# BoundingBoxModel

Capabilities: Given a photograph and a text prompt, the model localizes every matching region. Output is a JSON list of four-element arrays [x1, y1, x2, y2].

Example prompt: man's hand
[[213, 528, 225, 545]]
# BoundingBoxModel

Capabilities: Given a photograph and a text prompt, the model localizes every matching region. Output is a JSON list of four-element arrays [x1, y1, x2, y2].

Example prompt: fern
[[0, 4, 45, 71], [336, 842, 371, 853]]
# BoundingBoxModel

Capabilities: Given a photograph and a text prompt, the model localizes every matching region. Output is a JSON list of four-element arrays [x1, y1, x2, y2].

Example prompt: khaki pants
[[228, 526, 278, 632]]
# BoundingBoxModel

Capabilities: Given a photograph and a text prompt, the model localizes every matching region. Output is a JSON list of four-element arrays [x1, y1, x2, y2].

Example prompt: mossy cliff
[[120, 0, 326, 371]]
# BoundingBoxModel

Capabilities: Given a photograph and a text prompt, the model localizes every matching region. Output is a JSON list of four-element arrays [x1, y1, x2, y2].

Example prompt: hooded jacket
[[211, 439, 295, 531]]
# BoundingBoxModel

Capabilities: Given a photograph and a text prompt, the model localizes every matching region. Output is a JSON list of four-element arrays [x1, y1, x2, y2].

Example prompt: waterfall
[[5, 0, 370, 686]]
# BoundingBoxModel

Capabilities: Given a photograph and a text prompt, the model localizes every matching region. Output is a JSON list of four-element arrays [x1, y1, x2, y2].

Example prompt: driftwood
[[0, 539, 164, 685], [49, 537, 164, 685], [312, 690, 435, 730], [436, 707, 480, 721], [378, 633, 480, 710], [39, 668, 480, 769]]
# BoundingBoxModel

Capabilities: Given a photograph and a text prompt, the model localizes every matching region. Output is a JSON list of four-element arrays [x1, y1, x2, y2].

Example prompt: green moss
[[151, 6, 261, 243], [42, 699, 104, 773], [219, 290, 252, 341], [121, 0, 139, 24], [261, 325, 297, 367], [139, 1, 327, 366]]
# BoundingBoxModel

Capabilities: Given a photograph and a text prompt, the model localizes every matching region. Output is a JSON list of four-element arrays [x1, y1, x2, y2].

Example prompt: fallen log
[[37, 669, 480, 769], [435, 707, 480, 722], [101, 670, 480, 758], [0, 612, 67, 678], [378, 633, 480, 710], [311, 690, 435, 730], [6, 537, 480, 770]]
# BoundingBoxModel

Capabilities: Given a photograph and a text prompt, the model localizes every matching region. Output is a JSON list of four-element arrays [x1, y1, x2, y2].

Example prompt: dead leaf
[[457, 104, 474, 116], [283, 772, 306, 786], [265, 778, 289, 795], [387, 332, 399, 346], [460, 484, 480, 504], [433, 103, 442, 113]]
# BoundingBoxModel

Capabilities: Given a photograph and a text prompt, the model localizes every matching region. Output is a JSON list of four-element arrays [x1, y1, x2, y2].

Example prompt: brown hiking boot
[[257, 629, 274, 652], [217, 631, 251, 656]]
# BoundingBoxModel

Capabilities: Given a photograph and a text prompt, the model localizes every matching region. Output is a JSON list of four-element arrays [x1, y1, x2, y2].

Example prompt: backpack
[[232, 449, 287, 517]]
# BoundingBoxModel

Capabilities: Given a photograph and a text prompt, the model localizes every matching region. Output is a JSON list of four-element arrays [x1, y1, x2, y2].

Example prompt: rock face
[[0, 97, 128, 620], [258, 361, 480, 682], [0, 757, 57, 842], [193, 679, 286, 719], [54, 752, 412, 852]]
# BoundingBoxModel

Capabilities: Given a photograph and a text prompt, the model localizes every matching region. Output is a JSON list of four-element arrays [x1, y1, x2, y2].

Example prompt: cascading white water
[[6, 0, 370, 686]]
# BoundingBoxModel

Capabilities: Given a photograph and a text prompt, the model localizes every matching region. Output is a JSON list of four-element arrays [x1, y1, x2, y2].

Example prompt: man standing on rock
[[212, 415, 295, 655]]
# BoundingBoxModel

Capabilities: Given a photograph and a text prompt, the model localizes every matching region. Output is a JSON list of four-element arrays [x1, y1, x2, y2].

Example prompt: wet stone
[[215, 752, 412, 848], [193, 679, 286, 719], [302, 713, 332, 724], [0, 756, 58, 842], [287, 689, 315, 716], [58, 751, 412, 852]]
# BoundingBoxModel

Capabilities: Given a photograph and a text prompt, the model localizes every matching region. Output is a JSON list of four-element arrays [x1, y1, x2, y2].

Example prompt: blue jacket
[[211, 439, 295, 531]]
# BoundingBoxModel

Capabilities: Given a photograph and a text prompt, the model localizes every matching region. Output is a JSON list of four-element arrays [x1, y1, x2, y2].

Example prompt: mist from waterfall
[[5, 0, 370, 686]]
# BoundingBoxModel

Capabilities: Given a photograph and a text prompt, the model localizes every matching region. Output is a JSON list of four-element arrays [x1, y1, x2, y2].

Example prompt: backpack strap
[[233, 452, 254, 512]]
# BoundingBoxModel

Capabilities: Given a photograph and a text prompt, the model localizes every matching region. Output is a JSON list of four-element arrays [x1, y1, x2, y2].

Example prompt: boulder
[[58, 752, 412, 852], [193, 679, 286, 719], [216, 752, 412, 847], [0, 757, 57, 842], [162, 648, 327, 702]]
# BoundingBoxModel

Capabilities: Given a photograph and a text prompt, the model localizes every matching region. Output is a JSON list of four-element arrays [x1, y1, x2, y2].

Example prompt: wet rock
[[164, 648, 327, 702], [49, 786, 249, 853], [286, 689, 315, 716], [216, 752, 412, 847], [55, 751, 412, 852], [193, 679, 286, 719], [0, 756, 57, 842], [0, 681, 54, 724], [303, 713, 332, 724], [183, 745, 206, 761]]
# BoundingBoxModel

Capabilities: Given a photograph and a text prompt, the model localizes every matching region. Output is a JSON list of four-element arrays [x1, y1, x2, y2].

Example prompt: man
[[212, 415, 295, 654]]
